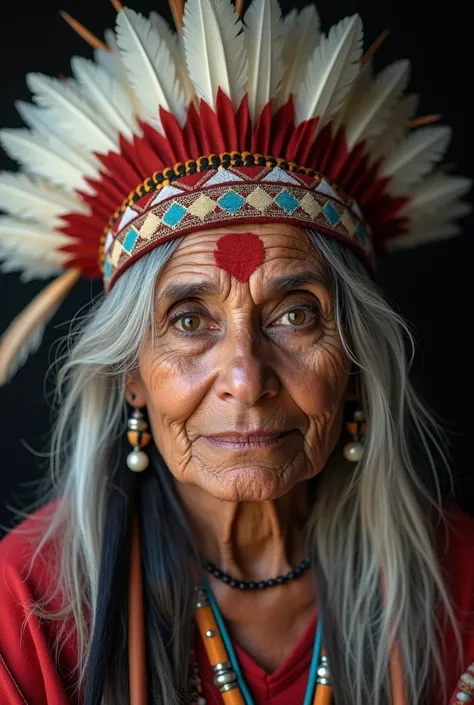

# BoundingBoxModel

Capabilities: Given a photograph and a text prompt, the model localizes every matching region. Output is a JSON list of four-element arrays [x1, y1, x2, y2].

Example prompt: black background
[[0, 0, 473, 534]]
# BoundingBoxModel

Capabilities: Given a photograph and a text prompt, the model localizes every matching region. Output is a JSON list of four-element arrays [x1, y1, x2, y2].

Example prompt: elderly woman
[[0, 1, 473, 704]]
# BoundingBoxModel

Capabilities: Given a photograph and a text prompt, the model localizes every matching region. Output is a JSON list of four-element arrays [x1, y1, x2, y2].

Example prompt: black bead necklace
[[204, 556, 311, 590]]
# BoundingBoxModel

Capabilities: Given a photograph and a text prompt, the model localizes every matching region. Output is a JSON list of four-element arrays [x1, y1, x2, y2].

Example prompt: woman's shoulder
[[0, 501, 78, 705], [0, 500, 64, 619]]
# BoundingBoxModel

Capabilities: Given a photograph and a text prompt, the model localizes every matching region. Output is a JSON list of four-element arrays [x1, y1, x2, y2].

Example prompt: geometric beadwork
[[103, 164, 373, 291], [217, 190, 246, 213], [162, 202, 187, 228], [275, 189, 300, 213], [323, 201, 340, 227], [122, 227, 140, 254]]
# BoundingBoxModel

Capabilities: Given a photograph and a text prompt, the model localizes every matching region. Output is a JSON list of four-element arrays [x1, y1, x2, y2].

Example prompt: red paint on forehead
[[214, 232, 266, 283]]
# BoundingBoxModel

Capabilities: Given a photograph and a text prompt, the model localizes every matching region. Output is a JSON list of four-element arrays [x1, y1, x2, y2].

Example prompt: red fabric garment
[[0, 502, 473, 705]]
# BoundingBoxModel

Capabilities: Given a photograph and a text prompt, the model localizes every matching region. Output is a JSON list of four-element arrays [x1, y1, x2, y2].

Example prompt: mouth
[[204, 430, 295, 450]]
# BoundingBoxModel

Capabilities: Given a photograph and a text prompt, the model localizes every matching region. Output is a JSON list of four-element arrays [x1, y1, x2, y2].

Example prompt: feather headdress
[[0, 0, 471, 384]]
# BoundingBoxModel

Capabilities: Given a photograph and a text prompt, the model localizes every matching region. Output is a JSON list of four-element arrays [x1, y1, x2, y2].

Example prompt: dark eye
[[275, 308, 309, 326], [176, 314, 201, 331], [286, 310, 307, 326]]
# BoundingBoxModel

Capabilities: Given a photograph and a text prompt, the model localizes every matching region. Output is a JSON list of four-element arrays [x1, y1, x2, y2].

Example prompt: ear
[[125, 370, 147, 407]]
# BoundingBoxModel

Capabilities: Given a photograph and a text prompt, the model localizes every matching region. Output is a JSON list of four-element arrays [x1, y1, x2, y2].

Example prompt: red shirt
[[0, 502, 473, 704]]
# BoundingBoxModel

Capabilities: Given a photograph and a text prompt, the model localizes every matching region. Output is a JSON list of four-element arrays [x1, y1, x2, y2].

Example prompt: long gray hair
[[31, 230, 461, 704]]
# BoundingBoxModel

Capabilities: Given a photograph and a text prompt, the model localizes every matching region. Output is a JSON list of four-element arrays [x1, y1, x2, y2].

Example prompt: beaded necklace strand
[[194, 581, 333, 705]]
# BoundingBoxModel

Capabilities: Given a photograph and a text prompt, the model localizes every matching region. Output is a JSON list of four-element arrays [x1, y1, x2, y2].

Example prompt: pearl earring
[[343, 409, 366, 462], [126, 407, 151, 472]]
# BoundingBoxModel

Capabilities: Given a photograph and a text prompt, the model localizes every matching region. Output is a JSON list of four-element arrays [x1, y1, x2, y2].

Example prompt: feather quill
[[0, 268, 81, 385], [27, 73, 117, 153], [244, 0, 284, 121], [182, 0, 247, 110], [115, 7, 186, 130], [71, 57, 138, 140], [402, 173, 472, 218], [277, 5, 321, 108], [0, 128, 98, 193], [0, 172, 88, 226], [382, 125, 452, 191], [295, 14, 363, 130], [149, 11, 195, 104], [344, 60, 410, 150]]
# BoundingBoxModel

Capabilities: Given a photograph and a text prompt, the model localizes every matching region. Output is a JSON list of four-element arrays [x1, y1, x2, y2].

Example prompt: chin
[[196, 464, 304, 503]]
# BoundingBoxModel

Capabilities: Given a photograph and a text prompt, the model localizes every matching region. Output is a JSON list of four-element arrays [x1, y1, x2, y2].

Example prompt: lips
[[204, 430, 294, 450]]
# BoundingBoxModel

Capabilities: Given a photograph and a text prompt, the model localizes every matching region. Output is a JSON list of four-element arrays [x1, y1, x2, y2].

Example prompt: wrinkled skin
[[126, 223, 354, 670]]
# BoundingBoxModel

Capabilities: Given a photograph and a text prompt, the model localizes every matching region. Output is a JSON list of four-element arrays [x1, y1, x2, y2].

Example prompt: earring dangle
[[343, 409, 366, 462], [126, 407, 151, 472]]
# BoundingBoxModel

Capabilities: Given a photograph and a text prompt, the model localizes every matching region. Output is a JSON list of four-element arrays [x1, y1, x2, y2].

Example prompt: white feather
[[345, 60, 410, 150], [94, 32, 122, 80], [71, 57, 138, 140], [277, 5, 321, 108], [27, 73, 117, 154], [0, 216, 73, 257], [330, 59, 372, 136], [4, 318, 51, 380], [149, 11, 196, 105], [0, 129, 98, 193], [295, 14, 363, 130], [388, 222, 461, 250], [16, 100, 59, 138], [115, 8, 186, 131], [0, 172, 88, 226], [369, 93, 419, 163], [0, 252, 66, 280], [402, 173, 472, 218], [244, 0, 284, 121], [382, 125, 452, 191], [183, 0, 247, 111], [94, 30, 142, 118]]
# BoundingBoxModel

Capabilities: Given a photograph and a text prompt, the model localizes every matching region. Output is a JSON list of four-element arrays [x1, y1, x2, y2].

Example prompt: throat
[[178, 480, 311, 581]]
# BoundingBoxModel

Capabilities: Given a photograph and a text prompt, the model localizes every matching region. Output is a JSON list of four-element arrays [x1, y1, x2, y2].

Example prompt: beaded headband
[[0, 0, 471, 382]]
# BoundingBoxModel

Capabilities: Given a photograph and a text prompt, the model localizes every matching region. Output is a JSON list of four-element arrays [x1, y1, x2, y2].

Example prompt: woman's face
[[127, 224, 351, 502]]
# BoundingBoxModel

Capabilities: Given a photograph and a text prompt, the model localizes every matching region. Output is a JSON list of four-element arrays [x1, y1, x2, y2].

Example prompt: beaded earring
[[343, 408, 366, 462], [126, 406, 152, 472]]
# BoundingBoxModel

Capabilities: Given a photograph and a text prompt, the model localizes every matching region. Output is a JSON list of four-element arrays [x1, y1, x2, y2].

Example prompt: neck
[[176, 481, 311, 581]]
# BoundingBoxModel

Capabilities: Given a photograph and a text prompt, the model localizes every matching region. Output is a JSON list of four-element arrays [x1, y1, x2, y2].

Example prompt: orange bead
[[127, 431, 152, 448], [313, 684, 333, 705]]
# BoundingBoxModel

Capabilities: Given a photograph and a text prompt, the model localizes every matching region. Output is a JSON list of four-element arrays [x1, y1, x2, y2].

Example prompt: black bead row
[[205, 557, 311, 590], [100, 151, 321, 271], [110, 153, 318, 227]]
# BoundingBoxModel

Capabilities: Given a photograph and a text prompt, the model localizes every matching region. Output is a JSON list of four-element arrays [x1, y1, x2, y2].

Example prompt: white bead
[[457, 693, 472, 702], [461, 673, 474, 688], [127, 449, 149, 472], [343, 441, 364, 462]]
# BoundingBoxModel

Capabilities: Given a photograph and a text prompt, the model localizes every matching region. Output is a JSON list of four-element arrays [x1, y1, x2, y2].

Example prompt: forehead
[[157, 224, 328, 291]]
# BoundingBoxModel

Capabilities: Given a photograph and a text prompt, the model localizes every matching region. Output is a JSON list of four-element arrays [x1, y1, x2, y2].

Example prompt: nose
[[215, 334, 280, 407]]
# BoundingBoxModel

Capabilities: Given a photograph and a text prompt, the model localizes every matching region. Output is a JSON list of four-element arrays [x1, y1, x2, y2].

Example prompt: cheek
[[278, 344, 349, 418], [139, 348, 214, 430]]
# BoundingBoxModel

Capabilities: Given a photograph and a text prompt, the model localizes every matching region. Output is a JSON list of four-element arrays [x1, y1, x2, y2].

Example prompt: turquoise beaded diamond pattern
[[217, 189, 246, 213], [275, 189, 300, 213], [122, 227, 140, 254], [162, 202, 187, 228], [323, 201, 340, 227]]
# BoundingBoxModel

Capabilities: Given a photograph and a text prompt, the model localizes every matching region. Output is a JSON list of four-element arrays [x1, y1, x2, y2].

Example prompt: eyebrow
[[160, 269, 329, 303]]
